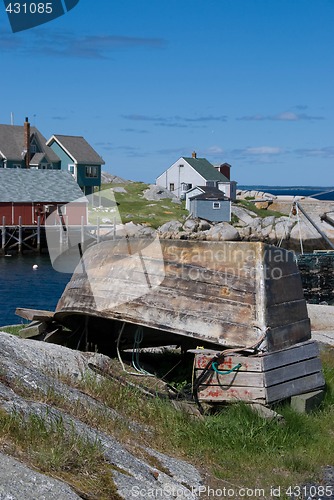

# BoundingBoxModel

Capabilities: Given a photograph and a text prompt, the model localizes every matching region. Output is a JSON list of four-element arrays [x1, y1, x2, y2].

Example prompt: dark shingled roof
[[29, 153, 46, 166], [0, 125, 60, 164], [191, 191, 228, 201], [183, 157, 230, 182], [189, 186, 228, 201], [0, 169, 86, 203], [48, 135, 105, 165]]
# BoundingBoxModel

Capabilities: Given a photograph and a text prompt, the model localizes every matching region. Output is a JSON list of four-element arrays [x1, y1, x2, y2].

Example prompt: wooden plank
[[197, 384, 266, 403], [266, 299, 309, 328], [195, 369, 265, 387], [266, 372, 325, 403], [265, 358, 322, 387], [263, 246, 299, 277], [89, 284, 256, 323], [195, 353, 263, 371], [262, 340, 319, 371], [265, 273, 305, 306], [162, 274, 257, 305], [15, 308, 54, 321], [163, 263, 258, 292], [266, 319, 311, 352]]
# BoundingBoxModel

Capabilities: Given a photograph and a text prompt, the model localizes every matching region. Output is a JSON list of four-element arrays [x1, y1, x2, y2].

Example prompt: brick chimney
[[192, 151, 197, 159], [217, 162, 231, 180], [24, 117, 30, 168]]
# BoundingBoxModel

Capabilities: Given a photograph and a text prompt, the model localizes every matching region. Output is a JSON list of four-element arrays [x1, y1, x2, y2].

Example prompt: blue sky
[[0, 0, 333, 185]]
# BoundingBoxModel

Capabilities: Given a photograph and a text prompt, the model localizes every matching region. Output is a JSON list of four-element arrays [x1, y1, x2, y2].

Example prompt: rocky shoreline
[[118, 188, 334, 253]]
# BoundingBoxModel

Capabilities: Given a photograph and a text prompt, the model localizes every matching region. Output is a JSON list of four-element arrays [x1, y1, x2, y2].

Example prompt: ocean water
[[0, 254, 71, 326]]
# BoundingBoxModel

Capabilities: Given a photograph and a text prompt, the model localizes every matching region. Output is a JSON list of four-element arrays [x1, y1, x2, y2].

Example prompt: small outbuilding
[[187, 186, 231, 222], [0, 169, 87, 225]]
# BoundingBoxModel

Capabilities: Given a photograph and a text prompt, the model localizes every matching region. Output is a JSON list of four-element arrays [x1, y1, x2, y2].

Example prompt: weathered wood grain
[[266, 372, 325, 403], [264, 358, 322, 387], [55, 239, 310, 351], [197, 384, 266, 403], [193, 340, 325, 404], [15, 308, 54, 322], [195, 353, 263, 372], [261, 340, 319, 370], [266, 319, 311, 351], [195, 369, 265, 388]]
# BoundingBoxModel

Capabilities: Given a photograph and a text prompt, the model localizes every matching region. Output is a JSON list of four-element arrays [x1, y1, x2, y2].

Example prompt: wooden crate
[[192, 340, 325, 405]]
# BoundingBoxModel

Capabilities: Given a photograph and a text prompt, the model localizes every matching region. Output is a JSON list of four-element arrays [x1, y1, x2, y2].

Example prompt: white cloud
[[207, 146, 225, 154], [275, 112, 299, 121], [246, 146, 283, 155]]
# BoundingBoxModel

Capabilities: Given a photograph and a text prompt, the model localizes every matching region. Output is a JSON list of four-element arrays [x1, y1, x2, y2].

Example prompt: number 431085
[[286, 485, 333, 497], [6, 3, 53, 14]]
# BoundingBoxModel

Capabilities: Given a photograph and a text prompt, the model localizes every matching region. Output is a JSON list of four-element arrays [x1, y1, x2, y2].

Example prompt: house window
[[181, 183, 192, 192], [213, 202, 221, 209], [30, 145, 37, 153], [13, 164, 21, 168], [169, 183, 175, 191], [85, 166, 98, 178], [68, 164, 75, 176], [206, 181, 215, 187]]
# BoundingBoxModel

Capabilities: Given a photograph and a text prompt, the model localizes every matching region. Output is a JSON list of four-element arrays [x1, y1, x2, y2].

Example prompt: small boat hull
[[55, 239, 311, 352]]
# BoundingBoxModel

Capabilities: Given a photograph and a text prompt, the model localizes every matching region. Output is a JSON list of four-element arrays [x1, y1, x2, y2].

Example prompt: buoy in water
[[32, 264, 38, 270]]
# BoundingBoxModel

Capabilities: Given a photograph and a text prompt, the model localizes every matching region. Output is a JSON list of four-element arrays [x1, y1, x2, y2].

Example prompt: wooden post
[[97, 217, 100, 244], [18, 216, 22, 254], [113, 216, 116, 239], [37, 216, 41, 253], [81, 216, 85, 246], [2, 216, 6, 252], [59, 222, 63, 250]]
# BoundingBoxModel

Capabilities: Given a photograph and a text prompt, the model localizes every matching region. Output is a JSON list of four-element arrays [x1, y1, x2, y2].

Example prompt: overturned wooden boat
[[17, 239, 324, 406], [55, 239, 312, 353]]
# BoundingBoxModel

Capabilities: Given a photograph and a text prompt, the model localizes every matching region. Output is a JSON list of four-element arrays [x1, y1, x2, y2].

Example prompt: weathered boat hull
[[55, 239, 311, 352]]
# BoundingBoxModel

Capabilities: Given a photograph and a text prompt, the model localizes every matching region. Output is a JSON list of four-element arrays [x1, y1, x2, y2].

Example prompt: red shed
[[0, 169, 87, 226]]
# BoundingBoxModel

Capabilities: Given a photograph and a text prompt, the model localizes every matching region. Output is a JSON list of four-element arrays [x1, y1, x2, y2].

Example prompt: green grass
[[0, 410, 122, 499], [53, 349, 334, 493], [89, 182, 188, 228], [0, 324, 26, 336]]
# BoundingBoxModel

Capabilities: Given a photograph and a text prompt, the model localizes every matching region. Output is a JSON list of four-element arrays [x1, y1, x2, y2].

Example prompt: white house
[[156, 152, 237, 201]]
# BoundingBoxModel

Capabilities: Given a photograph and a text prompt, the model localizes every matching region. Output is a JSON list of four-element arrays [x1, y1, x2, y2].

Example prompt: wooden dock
[[0, 215, 117, 254]]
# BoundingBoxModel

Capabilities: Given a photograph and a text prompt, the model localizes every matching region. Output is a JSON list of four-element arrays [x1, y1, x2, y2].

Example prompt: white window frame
[[68, 164, 75, 176], [213, 202, 221, 209]]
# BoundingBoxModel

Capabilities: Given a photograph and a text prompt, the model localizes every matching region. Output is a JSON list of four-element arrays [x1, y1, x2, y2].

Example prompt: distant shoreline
[[239, 185, 334, 200]]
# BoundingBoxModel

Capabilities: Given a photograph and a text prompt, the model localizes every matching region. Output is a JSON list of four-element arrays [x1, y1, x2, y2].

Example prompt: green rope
[[211, 362, 242, 375]]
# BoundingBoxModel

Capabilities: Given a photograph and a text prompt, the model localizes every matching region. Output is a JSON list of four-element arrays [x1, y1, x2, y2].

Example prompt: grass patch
[[0, 324, 26, 336], [90, 182, 188, 228], [0, 410, 122, 499]]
